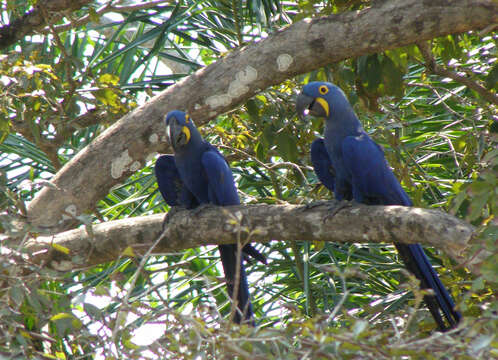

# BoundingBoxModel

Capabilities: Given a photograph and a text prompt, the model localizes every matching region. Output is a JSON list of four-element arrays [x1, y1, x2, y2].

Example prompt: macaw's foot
[[191, 203, 215, 216], [323, 200, 353, 222], [300, 200, 330, 211], [162, 206, 187, 231]]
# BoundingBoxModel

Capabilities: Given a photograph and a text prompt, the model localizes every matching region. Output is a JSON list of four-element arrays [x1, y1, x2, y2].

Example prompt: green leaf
[[50, 313, 74, 322], [381, 55, 405, 97], [275, 131, 298, 162], [480, 254, 498, 283], [246, 99, 260, 123], [98, 73, 120, 85], [466, 193, 488, 221], [9, 285, 25, 305], [358, 54, 381, 91]]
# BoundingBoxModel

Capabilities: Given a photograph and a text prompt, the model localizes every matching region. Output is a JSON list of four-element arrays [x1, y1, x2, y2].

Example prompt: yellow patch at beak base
[[315, 98, 330, 117], [182, 126, 191, 143]]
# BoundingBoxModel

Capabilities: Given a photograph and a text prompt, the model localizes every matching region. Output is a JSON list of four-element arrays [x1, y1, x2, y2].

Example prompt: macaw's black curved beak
[[165, 116, 190, 150], [296, 93, 315, 121], [296, 93, 330, 120]]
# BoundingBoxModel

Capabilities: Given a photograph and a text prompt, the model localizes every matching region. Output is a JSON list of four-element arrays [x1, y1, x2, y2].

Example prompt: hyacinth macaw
[[154, 110, 264, 324], [296, 82, 461, 331]]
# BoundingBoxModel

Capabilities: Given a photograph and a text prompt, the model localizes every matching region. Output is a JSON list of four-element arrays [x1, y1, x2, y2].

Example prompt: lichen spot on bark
[[130, 161, 141, 172], [277, 54, 293, 72], [111, 149, 133, 179], [228, 81, 249, 98], [66, 204, 77, 216], [206, 66, 257, 108], [149, 133, 159, 144], [61, 204, 78, 221], [236, 66, 257, 83], [229, 66, 258, 97], [206, 94, 232, 109]]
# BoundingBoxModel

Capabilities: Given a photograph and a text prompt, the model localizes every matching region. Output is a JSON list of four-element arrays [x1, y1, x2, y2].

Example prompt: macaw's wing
[[310, 138, 335, 192], [201, 149, 240, 206], [154, 155, 197, 208], [341, 135, 412, 206]]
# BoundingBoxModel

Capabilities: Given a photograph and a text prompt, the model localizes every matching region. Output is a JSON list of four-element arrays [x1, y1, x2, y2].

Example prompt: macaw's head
[[296, 81, 353, 123], [165, 110, 200, 151]]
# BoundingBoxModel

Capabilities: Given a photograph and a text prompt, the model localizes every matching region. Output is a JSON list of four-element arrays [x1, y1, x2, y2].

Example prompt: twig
[[226, 211, 251, 325], [327, 271, 349, 322], [416, 41, 498, 106], [111, 230, 163, 349], [41, 0, 172, 34], [231, 0, 243, 46], [440, 134, 464, 177]]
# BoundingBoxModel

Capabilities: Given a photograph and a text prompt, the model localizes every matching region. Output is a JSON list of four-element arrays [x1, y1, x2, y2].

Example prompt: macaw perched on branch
[[154, 110, 264, 324], [297, 82, 461, 331]]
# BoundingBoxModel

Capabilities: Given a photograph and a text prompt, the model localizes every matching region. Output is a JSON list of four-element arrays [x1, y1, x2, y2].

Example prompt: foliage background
[[0, 0, 496, 359]]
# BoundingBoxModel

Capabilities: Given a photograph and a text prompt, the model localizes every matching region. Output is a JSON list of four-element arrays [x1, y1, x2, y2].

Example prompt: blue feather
[[310, 138, 336, 192]]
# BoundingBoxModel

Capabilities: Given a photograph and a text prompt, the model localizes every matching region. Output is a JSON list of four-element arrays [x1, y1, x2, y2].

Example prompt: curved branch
[[0, 0, 92, 50], [26, 0, 498, 232], [24, 202, 479, 273]]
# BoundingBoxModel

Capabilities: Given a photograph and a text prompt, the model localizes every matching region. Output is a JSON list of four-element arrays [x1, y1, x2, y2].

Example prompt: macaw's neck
[[173, 125, 206, 156], [174, 137, 208, 160], [324, 107, 364, 142]]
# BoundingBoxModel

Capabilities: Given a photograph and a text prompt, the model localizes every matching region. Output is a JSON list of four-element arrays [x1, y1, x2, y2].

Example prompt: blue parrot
[[154, 110, 264, 324], [296, 82, 461, 331]]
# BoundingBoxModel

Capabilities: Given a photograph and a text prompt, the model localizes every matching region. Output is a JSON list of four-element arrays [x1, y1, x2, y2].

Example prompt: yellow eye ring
[[319, 85, 329, 95]]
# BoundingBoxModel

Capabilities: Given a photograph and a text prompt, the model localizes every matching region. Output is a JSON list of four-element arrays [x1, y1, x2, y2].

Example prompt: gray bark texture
[[25, 202, 478, 273], [25, 0, 498, 233]]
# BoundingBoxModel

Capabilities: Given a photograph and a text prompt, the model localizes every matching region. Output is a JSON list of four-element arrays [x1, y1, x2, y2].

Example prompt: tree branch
[[25, 0, 498, 232], [416, 41, 498, 106], [41, 0, 173, 35], [0, 0, 92, 50], [24, 202, 480, 274]]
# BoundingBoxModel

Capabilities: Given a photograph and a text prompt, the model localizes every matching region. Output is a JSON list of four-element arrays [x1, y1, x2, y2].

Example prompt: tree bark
[[25, 0, 498, 232], [24, 202, 479, 273]]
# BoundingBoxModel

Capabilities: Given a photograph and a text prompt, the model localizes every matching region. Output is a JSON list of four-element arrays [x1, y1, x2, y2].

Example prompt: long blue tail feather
[[218, 244, 254, 324], [395, 243, 461, 331]]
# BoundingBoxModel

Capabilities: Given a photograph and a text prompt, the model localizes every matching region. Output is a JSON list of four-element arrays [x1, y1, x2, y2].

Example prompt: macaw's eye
[[185, 114, 190, 123], [319, 85, 329, 95]]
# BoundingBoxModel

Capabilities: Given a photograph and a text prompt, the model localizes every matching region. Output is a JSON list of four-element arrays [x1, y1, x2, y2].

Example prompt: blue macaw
[[154, 110, 264, 324], [297, 82, 461, 331]]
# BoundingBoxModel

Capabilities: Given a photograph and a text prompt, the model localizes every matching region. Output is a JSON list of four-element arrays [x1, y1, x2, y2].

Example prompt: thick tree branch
[[24, 202, 480, 273], [0, 0, 92, 50], [26, 0, 498, 232]]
